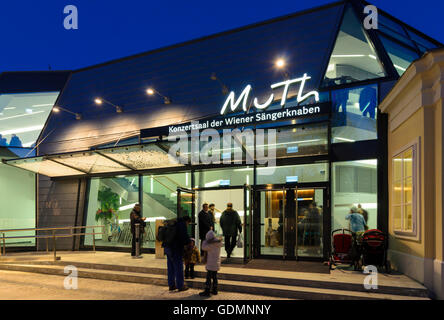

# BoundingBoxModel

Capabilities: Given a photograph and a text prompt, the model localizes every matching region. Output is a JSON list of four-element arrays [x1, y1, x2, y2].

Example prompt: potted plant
[[96, 187, 120, 241]]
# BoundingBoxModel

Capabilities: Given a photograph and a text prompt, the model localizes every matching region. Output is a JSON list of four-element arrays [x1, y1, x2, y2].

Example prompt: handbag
[[236, 233, 243, 248]]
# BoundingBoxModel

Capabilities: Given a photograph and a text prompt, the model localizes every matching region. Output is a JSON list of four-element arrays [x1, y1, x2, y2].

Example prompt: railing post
[[52, 230, 56, 262], [135, 223, 140, 258], [46, 236, 49, 253], [92, 227, 96, 252], [2, 233, 5, 256]]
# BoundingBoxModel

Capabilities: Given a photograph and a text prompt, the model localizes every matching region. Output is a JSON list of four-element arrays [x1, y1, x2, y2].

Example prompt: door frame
[[253, 182, 330, 261], [188, 184, 253, 263]]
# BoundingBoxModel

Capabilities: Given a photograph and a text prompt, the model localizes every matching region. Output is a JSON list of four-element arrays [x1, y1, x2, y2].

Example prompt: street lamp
[[275, 58, 290, 79], [146, 88, 172, 104], [52, 106, 82, 120], [94, 98, 123, 113]]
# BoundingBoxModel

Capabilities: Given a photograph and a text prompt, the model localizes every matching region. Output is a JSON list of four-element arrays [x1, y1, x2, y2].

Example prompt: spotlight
[[53, 106, 82, 120], [146, 88, 172, 104], [210, 73, 229, 95], [94, 97, 123, 113], [275, 58, 286, 69]]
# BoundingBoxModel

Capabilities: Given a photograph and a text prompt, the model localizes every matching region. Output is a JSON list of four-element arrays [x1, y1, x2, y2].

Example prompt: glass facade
[[331, 84, 378, 143], [323, 6, 386, 86], [0, 92, 59, 148], [0, 157, 36, 247], [331, 160, 378, 231]]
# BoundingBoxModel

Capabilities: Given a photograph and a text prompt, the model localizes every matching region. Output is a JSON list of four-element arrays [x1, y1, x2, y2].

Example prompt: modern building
[[0, 0, 442, 297]]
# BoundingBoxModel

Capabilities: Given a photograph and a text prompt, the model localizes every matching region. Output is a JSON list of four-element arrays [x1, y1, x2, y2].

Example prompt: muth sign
[[220, 73, 320, 115]]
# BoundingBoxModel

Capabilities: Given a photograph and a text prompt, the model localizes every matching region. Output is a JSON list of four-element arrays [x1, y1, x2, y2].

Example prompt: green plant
[[95, 187, 120, 222]]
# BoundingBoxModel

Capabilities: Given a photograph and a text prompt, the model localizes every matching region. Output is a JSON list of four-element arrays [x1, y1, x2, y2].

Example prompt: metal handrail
[[0, 225, 104, 261]]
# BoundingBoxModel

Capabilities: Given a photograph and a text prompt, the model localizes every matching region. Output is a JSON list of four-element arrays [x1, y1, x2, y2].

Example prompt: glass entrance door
[[258, 187, 324, 259], [177, 187, 195, 235]]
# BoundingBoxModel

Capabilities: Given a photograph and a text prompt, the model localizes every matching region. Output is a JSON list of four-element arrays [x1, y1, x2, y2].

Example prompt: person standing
[[163, 215, 191, 292], [219, 203, 242, 261], [130, 203, 146, 258], [184, 238, 200, 279], [199, 230, 223, 297], [346, 206, 367, 234], [209, 203, 216, 233], [198, 203, 214, 254]]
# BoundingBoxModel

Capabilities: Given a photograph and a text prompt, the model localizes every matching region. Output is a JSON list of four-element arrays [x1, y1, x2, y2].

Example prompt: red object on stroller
[[360, 229, 391, 273], [329, 229, 359, 270]]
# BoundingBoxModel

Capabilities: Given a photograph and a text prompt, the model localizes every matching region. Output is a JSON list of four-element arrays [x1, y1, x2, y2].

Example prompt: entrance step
[[0, 261, 429, 300]]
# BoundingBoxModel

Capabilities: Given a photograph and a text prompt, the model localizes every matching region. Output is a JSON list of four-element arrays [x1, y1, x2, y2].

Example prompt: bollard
[[46, 237, 49, 253], [93, 227, 96, 252], [135, 223, 140, 257]]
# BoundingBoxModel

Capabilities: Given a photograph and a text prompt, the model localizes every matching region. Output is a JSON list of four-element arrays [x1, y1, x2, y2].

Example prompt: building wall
[[37, 176, 87, 250], [380, 48, 444, 299]]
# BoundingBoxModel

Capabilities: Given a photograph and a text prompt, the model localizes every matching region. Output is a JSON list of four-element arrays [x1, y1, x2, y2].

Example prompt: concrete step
[[0, 262, 429, 300], [14, 259, 428, 298]]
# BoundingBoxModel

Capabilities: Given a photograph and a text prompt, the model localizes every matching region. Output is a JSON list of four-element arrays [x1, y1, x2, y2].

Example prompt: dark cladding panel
[[0, 71, 71, 94], [39, 3, 345, 154]]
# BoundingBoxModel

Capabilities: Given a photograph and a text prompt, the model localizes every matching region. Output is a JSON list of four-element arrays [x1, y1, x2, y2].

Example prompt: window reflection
[[0, 92, 59, 148], [331, 84, 378, 143]]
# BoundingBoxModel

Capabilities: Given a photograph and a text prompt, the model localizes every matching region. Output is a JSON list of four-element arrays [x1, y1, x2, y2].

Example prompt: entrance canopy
[[2, 142, 184, 178]]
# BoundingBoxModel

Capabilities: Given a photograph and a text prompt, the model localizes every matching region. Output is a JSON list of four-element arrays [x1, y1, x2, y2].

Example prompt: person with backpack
[[161, 215, 192, 292], [130, 203, 146, 258], [220, 203, 242, 261]]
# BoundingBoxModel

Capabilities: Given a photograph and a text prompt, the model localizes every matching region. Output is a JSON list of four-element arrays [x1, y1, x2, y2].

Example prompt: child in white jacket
[[199, 229, 223, 296]]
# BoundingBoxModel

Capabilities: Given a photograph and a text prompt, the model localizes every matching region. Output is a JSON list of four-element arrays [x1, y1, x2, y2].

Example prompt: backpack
[[157, 219, 177, 247]]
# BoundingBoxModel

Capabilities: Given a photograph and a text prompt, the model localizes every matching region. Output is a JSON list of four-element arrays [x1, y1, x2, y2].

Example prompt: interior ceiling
[[327, 31, 385, 78]]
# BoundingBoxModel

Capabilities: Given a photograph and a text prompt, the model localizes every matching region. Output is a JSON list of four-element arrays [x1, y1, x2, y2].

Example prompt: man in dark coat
[[163, 215, 191, 292], [220, 203, 242, 260], [130, 203, 146, 258], [198, 203, 214, 253]]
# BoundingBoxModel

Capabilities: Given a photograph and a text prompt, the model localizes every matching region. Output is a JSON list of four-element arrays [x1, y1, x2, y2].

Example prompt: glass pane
[[7, 157, 84, 177], [0, 92, 59, 148], [53, 152, 131, 174], [0, 158, 36, 247], [404, 177, 413, 204], [260, 190, 284, 256], [257, 163, 329, 185], [332, 160, 378, 231], [403, 148, 413, 178], [404, 204, 413, 231], [393, 205, 402, 230], [196, 189, 245, 259], [379, 14, 408, 36], [331, 84, 378, 143], [379, 25, 416, 48], [393, 155, 403, 181], [100, 143, 185, 170], [298, 189, 323, 258], [393, 181, 402, 205], [274, 124, 328, 158], [380, 35, 419, 76], [195, 166, 253, 188], [323, 6, 386, 86], [407, 30, 438, 50], [84, 176, 140, 248]]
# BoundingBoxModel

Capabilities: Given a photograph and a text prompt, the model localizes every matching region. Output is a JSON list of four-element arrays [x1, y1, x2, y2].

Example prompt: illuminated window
[[392, 140, 419, 237]]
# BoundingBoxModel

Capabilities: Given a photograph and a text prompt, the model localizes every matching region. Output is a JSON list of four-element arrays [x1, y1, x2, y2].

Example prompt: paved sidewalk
[[0, 270, 290, 300]]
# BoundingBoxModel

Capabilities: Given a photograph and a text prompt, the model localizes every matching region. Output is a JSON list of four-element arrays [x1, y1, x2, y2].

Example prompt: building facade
[[380, 48, 444, 299], [0, 0, 442, 294]]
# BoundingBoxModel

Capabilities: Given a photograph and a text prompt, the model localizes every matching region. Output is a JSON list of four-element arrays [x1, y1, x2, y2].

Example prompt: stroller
[[360, 229, 391, 273], [329, 229, 360, 270]]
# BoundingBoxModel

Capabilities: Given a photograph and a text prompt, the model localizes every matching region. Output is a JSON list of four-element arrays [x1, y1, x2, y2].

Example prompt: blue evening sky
[[0, 0, 442, 72]]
